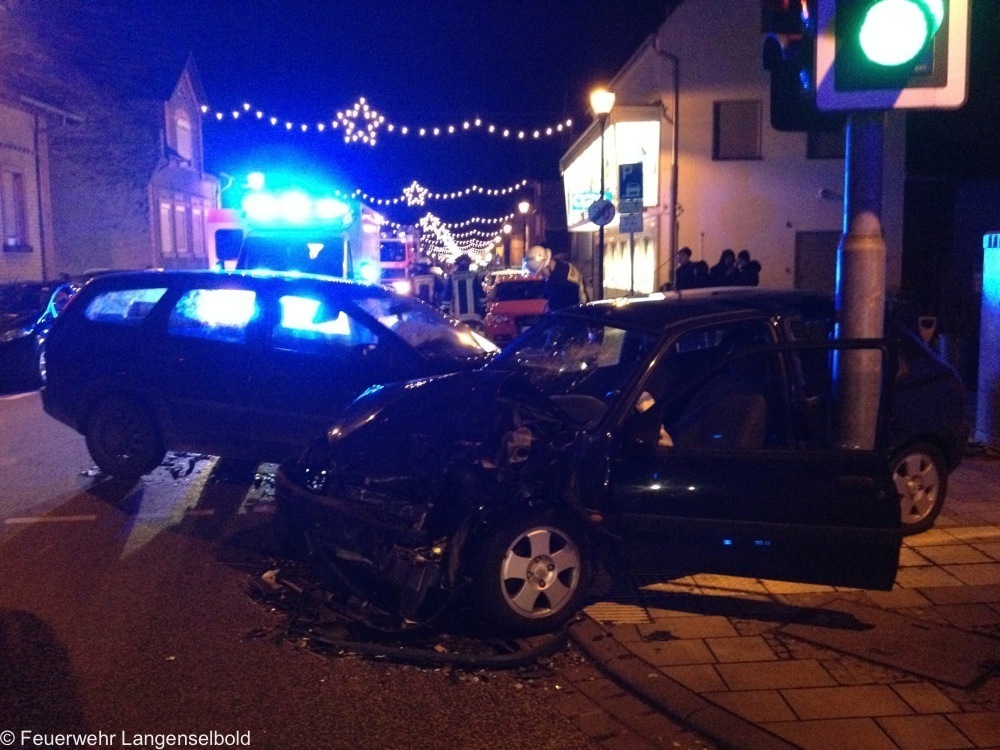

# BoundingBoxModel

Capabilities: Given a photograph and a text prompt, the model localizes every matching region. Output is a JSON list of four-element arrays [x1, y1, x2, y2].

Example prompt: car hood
[[282, 369, 594, 535]]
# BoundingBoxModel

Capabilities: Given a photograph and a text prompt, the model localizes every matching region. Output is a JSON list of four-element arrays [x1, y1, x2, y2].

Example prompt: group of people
[[674, 247, 761, 291]]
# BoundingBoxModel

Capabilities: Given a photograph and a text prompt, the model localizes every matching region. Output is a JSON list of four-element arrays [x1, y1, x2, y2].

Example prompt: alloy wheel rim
[[500, 526, 579, 618], [894, 451, 940, 524]]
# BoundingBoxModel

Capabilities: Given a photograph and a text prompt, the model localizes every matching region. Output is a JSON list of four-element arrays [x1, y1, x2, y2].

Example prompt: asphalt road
[[0, 390, 713, 750]]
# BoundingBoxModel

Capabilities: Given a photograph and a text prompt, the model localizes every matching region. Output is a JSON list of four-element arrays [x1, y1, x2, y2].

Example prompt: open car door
[[608, 335, 901, 590]]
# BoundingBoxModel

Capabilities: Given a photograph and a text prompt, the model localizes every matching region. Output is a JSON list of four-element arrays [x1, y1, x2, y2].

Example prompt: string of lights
[[356, 178, 529, 207], [383, 211, 515, 232], [203, 98, 574, 146]]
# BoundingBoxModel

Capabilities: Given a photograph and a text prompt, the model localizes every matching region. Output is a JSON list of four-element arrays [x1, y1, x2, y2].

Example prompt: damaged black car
[[276, 293, 906, 635]]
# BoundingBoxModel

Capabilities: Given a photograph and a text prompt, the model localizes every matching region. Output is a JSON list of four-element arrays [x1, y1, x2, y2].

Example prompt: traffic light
[[815, 0, 969, 111], [762, 1, 846, 131]]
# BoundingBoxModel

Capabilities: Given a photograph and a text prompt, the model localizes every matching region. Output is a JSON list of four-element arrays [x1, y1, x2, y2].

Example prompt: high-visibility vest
[[449, 271, 480, 322], [412, 273, 436, 304]]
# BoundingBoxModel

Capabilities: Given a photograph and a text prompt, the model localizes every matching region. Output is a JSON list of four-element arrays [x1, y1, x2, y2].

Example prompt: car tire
[[85, 395, 165, 479], [471, 512, 591, 636], [892, 442, 948, 536]]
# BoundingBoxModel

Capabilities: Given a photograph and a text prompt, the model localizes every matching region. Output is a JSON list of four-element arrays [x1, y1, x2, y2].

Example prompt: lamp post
[[518, 200, 531, 261], [502, 222, 512, 268], [652, 40, 680, 290], [590, 88, 615, 300]]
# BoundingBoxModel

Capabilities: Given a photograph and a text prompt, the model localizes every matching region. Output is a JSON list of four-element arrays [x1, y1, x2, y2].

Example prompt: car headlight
[[0, 326, 32, 344]]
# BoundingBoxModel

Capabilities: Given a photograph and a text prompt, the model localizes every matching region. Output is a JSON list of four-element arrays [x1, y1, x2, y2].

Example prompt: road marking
[[4, 514, 99, 525]]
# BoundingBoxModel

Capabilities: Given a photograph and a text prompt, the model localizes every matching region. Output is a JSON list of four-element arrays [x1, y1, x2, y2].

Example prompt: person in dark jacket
[[675, 246, 708, 290], [735, 249, 762, 286], [708, 249, 738, 286]]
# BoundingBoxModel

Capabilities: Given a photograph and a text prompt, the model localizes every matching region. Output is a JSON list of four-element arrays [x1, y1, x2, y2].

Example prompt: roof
[[557, 287, 835, 334], [0, 4, 206, 111]]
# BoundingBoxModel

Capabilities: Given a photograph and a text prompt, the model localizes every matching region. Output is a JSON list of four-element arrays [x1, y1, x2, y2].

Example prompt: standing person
[[674, 246, 708, 290], [708, 248, 738, 287], [410, 256, 444, 306], [443, 254, 484, 323], [525, 245, 587, 310], [735, 249, 762, 286]]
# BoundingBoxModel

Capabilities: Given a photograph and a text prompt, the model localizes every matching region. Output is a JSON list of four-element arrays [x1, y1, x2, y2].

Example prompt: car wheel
[[892, 442, 948, 536], [85, 396, 165, 479], [472, 513, 590, 636]]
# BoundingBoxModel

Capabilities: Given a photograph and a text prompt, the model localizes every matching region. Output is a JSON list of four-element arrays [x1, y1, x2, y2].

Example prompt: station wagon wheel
[[85, 396, 165, 479], [892, 442, 948, 536], [473, 514, 590, 636]]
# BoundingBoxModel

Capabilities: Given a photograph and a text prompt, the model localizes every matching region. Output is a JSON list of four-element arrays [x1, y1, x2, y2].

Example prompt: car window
[[642, 320, 785, 450], [272, 294, 378, 355], [83, 287, 168, 326], [166, 288, 257, 344], [353, 294, 493, 358]]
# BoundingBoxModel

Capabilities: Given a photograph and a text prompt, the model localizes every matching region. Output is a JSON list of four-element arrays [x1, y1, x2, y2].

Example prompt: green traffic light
[[858, 0, 941, 67]]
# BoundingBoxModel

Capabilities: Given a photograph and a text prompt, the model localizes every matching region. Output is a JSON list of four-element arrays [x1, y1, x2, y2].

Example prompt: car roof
[[558, 287, 836, 334], [78, 269, 390, 298]]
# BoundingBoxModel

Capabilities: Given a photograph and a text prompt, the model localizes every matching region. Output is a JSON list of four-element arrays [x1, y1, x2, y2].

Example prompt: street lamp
[[590, 88, 615, 300], [518, 200, 531, 262], [502, 222, 512, 268]]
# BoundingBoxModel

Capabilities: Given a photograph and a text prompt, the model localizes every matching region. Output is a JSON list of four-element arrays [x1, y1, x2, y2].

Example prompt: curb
[[568, 616, 798, 750]]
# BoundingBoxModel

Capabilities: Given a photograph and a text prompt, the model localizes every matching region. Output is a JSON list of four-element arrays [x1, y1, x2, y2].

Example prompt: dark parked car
[[275, 289, 955, 635], [0, 280, 76, 390], [42, 270, 497, 478]]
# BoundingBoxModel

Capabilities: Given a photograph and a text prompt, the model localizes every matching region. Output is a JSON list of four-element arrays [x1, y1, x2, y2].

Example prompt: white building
[[560, 0, 905, 297]]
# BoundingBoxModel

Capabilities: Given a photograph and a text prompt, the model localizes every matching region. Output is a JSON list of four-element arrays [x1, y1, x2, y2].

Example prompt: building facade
[[0, 2, 219, 281], [44, 57, 218, 276], [0, 95, 55, 282], [560, 0, 906, 298]]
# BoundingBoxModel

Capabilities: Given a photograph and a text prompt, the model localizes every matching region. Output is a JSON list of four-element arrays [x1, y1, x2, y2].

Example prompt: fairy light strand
[[204, 97, 574, 146]]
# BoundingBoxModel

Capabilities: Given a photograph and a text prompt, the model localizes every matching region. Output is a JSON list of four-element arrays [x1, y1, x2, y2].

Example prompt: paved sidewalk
[[568, 454, 1000, 750]]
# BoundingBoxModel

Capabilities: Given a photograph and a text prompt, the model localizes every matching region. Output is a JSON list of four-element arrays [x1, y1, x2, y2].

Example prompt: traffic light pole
[[836, 111, 887, 450]]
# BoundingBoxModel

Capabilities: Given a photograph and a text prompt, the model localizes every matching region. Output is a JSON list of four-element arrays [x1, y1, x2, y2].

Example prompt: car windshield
[[489, 314, 657, 402], [353, 294, 498, 359], [494, 279, 546, 302]]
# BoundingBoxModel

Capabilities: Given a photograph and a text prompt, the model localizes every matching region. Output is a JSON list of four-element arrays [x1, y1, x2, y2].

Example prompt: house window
[[1, 169, 30, 250], [175, 115, 193, 162], [192, 205, 205, 257], [159, 201, 174, 257], [807, 129, 846, 160], [174, 204, 189, 255], [713, 100, 762, 161]]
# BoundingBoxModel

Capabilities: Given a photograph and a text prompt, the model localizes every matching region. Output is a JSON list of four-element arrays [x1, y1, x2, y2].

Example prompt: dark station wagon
[[42, 270, 497, 478], [275, 288, 968, 635]]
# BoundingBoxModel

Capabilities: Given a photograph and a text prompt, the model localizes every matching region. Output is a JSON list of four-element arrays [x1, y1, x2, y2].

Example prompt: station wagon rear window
[[83, 288, 167, 325]]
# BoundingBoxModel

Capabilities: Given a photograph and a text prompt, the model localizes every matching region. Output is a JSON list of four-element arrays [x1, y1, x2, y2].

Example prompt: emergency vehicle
[[207, 172, 383, 283], [378, 234, 418, 295]]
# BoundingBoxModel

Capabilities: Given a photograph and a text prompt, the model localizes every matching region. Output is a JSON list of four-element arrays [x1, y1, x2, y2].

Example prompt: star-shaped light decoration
[[337, 97, 383, 146], [403, 181, 430, 207]]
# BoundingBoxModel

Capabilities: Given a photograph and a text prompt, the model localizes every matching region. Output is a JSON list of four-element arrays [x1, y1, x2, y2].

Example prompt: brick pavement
[[568, 454, 1000, 750]]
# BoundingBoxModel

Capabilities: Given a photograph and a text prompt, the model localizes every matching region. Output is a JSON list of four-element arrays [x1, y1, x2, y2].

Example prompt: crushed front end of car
[[275, 370, 590, 631]]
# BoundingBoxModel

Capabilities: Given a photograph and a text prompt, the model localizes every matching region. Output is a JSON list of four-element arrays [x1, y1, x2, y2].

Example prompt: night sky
[[148, 0, 680, 227], [57, 0, 997, 228]]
